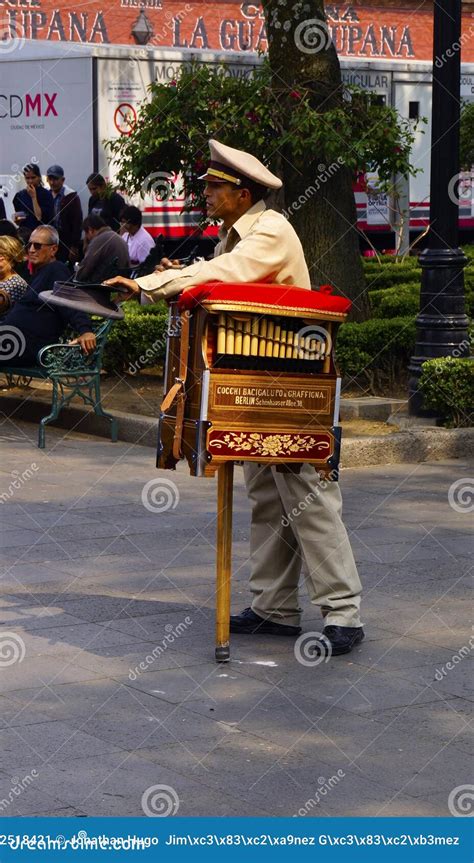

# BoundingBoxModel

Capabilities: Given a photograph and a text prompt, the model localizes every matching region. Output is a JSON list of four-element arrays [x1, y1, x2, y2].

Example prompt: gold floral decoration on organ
[[209, 432, 331, 457]]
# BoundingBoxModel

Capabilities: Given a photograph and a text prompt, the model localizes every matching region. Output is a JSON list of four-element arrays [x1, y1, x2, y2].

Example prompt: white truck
[[1, 39, 473, 250], [0, 41, 252, 233]]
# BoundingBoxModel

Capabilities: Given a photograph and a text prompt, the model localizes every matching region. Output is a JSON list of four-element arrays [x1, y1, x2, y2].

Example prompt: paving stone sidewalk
[[0, 419, 472, 818]]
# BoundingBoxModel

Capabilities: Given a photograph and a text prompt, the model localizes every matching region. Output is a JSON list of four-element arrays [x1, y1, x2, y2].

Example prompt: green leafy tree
[[109, 7, 417, 320]]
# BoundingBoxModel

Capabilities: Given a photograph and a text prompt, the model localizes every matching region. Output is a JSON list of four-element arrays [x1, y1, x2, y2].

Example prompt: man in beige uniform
[[107, 140, 364, 656]]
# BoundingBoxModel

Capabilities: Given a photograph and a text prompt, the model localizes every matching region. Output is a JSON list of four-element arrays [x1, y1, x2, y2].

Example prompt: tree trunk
[[263, 0, 369, 321]]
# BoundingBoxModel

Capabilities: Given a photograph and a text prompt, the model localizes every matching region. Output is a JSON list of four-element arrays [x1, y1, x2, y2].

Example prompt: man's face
[[24, 170, 41, 189], [47, 175, 64, 193], [120, 218, 139, 236], [27, 229, 57, 269], [204, 181, 247, 225]]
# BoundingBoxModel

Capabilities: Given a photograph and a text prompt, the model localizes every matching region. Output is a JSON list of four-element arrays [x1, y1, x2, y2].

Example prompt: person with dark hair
[[86, 173, 126, 233], [0, 198, 6, 221], [75, 214, 130, 283], [46, 165, 83, 266], [0, 220, 20, 239], [120, 205, 154, 265], [12, 164, 54, 238], [0, 225, 96, 367]]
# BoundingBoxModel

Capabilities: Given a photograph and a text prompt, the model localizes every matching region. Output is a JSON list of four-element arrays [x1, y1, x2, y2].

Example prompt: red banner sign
[[2, 1, 474, 62]]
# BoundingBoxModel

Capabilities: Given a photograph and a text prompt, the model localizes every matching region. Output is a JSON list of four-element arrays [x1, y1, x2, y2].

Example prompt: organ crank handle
[[215, 461, 234, 662]]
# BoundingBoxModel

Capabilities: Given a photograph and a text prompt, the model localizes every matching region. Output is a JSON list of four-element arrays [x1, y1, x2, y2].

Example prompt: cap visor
[[198, 172, 227, 183]]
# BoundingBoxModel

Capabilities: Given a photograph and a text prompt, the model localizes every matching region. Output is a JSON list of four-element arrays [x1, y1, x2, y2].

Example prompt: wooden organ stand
[[157, 282, 351, 661]]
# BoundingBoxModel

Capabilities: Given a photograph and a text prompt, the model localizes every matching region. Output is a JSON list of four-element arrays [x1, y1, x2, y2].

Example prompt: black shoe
[[322, 625, 365, 656], [230, 607, 302, 636]]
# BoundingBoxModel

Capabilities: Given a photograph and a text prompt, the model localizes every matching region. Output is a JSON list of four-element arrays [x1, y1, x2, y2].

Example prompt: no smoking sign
[[114, 103, 137, 135]]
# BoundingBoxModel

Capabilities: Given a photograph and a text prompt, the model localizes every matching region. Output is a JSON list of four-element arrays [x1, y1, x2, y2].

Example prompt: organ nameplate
[[212, 380, 332, 412]]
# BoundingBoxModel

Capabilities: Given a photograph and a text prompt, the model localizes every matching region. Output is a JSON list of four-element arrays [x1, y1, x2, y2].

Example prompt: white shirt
[[123, 225, 155, 264], [136, 201, 311, 301]]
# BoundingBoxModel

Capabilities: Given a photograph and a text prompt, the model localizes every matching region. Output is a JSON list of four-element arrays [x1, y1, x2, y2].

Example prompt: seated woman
[[0, 235, 28, 317]]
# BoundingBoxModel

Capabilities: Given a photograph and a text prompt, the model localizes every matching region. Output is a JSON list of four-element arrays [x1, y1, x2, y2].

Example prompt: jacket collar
[[218, 199, 266, 243], [53, 184, 75, 200]]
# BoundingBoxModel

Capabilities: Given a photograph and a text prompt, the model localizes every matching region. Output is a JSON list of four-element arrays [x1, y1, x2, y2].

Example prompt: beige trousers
[[243, 462, 362, 628]]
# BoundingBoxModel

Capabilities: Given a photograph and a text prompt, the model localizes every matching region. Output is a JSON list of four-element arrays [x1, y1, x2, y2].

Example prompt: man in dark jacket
[[46, 165, 83, 266], [75, 215, 130, 283], [86, 173, 126, 233], [0, 226, 95, 367]]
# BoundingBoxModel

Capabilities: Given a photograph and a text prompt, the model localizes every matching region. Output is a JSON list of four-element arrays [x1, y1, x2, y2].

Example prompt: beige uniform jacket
[[135, 200, 311, 301]]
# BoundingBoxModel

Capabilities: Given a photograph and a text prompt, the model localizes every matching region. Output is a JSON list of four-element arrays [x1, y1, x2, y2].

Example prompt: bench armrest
[[38, 342, 100, 374]]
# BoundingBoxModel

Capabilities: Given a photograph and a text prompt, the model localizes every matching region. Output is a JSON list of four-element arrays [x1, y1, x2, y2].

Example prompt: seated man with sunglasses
[[0, 226, 96, 367]]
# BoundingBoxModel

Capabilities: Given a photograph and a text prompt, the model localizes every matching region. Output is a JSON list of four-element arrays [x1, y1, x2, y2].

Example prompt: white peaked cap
[[200, 139, 283, 190]]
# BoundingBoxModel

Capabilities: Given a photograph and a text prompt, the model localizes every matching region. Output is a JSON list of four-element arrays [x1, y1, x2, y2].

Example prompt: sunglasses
[[26, 241, 55, 250]]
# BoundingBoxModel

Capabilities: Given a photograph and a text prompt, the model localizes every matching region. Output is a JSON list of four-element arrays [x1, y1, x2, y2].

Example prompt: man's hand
[[69, 332, 97, 354], [154, 257, 184, 273], [103, 275, 140, 300]]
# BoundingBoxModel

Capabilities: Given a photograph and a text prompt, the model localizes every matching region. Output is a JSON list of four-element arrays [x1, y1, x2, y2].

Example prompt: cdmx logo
[[0, 92, 58, 119]]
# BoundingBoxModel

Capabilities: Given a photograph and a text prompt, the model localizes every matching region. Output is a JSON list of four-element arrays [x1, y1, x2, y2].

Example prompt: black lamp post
[[408, 0, 469, 415]]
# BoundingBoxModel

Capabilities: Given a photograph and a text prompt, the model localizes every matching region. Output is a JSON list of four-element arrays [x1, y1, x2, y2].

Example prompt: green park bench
[[1, 317, 118, 449]]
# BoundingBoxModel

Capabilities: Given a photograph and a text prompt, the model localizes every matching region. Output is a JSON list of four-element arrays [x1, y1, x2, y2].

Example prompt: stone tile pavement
[[0, 418, 472, 817]]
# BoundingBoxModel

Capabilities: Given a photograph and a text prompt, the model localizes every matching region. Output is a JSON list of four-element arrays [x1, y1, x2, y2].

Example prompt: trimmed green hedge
[[364, 258, 421, 292], [369, 284, 420, 318], [103, 302, 169, 374], [419, 357, 474, 427], [363, 253, 473, 318], [335, 316, 416, 393]]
